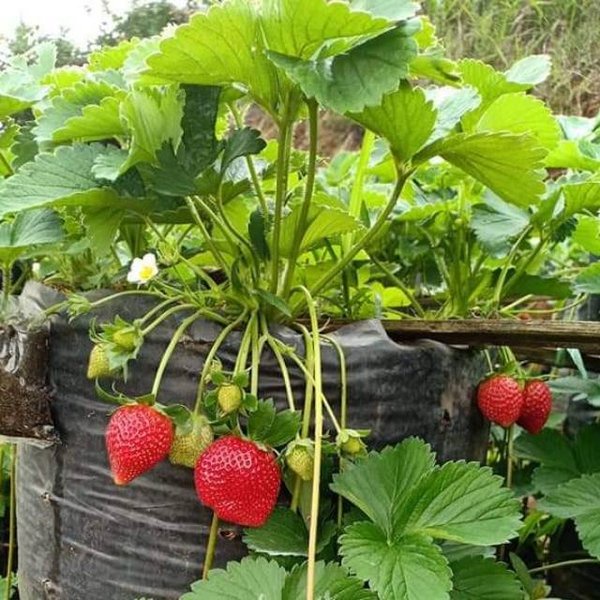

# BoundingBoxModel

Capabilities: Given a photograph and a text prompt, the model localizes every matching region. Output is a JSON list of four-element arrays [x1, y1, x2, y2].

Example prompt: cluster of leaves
[[515, 424, 600, 562], [185, 438, 523, 600], [0, 0, 595, 321]]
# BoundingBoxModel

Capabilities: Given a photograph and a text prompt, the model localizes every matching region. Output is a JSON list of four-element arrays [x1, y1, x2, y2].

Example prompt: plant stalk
[[269, 98, 295, 294], [529, 558, 600, 574], [202, 513, 220, 580], [293, 169, 412, 312], [151, 311, 203, 398], [295, 287, 324, 600], [282, 100, 319, 298]]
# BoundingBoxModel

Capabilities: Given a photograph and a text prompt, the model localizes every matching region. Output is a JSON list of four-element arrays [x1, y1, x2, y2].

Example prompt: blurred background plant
[[424, 0, 600, 115]]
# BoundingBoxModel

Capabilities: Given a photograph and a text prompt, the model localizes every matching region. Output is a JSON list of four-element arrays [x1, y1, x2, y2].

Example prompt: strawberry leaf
[[247, 399, 301, 448], [242, 507, 336, 558], [449, 556, 523, 599], [267, 26, 417, 115], [181, 556, 287, 600], [340, 524, 452, 600], [417, 132, 547, 207], [349, 84, 437, 162], [283, 561, 377, 600], [331, 438, 436, 537], [0, 143, 119, 216], [143, 0, 279, 110], [261, 0, 391, 59], [539, 472, 600, 559]]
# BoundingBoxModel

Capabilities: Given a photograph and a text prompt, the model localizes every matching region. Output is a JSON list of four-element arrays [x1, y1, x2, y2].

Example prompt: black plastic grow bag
[[15, 283, 487, 600]]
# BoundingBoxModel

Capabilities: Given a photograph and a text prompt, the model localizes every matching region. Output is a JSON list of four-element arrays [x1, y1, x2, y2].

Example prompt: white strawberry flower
[[127, 253, 158, 285]]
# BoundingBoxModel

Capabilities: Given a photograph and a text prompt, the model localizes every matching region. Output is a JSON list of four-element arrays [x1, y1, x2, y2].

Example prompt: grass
[[424, 0, 600, 115]]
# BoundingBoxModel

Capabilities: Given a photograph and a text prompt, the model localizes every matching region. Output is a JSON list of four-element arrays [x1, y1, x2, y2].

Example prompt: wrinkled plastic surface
[[17, 283, 487, 600]]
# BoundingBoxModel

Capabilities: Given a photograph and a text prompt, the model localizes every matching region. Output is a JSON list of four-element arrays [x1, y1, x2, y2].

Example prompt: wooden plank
[[378, 320, 600, 351], [317, 319, 600, 354]]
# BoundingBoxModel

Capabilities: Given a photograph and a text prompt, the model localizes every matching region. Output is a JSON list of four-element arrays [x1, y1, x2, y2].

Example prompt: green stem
[[270, 98, 295, 295], [2, 263, 11, 312], [141, 304, 198, 336], [528, 558, 600, 574], [5, 446, 16, 600], [370, 255, 425, 317], [194, 311, 248, 415], [501, 236, 548, 299], [151, 311, 203, 398], [506, 424, 514, 489], [290, 323, 315, 513], [281, 346, 341, 433], [202, 513, 220, 580], [343, 130, 374, 254], [138, 297, 182, 328], [491, 226, 534, 309], [250, 317, 263, 398], [228, 102, 269, 215], [185, 196, 230, 276], [234, 314, 256, 374], [293, 169, 412, 312], [282, 100, 319, 298], [295, 287, 323, 600], [262, 318, 296, 412]]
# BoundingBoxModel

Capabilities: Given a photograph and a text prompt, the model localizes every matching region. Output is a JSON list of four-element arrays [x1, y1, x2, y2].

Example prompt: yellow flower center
[[139, 265, 155, 281]]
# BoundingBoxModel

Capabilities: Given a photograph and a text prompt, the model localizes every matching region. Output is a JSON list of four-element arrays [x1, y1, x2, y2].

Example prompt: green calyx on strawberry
[[285, 439, 315, 481], [217, 383, 243, 414], [477, 375, 523, 428], [194, 435, 281, 527], [518, 380, 552, 435], [105, 403, 174, 485], [336, 429, 369, 456], [87, 344, 114, 379], [169, 415, 214, 468]]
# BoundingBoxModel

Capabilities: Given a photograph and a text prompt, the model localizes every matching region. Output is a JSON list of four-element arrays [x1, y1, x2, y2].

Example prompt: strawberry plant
[[0, 0, 598, 598]]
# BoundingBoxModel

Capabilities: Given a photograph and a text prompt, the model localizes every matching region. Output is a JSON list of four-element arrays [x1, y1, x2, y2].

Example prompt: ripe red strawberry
[[477, 375, 523, 428], [518, 380, 552, 434], [105, 404, 174, 485], [194, 436, 281, 527]]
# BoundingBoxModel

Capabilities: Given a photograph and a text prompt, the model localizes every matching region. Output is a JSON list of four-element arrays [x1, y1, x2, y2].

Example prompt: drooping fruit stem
[[194, 311, 248, 415], [290, 324, 315, 513], [202, 512, 220, 580], [151, 311, 204, 398], [294, 287, 323, 600], [506, 424, 515, 490], [261, 315, 295, 412]]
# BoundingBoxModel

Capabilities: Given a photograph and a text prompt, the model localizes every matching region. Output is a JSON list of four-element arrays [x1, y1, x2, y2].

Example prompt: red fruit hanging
[[477, 375, 523, 428], [195, 436, 281, 527], [106, 404, 174, 485], [518, 380, 552, 435]]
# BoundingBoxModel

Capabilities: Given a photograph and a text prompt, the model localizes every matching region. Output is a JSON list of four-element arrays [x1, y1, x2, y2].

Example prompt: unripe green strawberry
[[87, 344, 112, 379], [113, 329, 139, 352], [337, 429, 367, 456], [342, 436, 364, 455], [217, 384, 243, 414], [286, 441, 314, 481], [169, 416, 214, 468]]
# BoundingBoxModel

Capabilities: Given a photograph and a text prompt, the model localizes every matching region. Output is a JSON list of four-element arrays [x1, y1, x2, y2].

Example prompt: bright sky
[[1, 0, 191, 48]]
